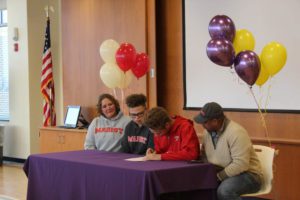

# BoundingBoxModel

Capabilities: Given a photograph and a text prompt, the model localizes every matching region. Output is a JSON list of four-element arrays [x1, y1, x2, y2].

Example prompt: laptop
[[57, 105, 81, 128]]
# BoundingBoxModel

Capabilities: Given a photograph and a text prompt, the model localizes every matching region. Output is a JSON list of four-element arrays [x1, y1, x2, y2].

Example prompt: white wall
[[0, 0, 6, 9], [4, 0, 62, 159], [6, 0, 30, 159]]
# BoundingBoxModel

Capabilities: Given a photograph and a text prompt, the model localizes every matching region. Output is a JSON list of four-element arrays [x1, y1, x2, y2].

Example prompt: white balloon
[[99, 39, 120, 63], [99, 63, 122, 89]]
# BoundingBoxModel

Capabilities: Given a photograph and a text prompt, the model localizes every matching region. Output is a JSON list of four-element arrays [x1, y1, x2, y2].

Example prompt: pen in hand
[[146, 148, 156, 154]]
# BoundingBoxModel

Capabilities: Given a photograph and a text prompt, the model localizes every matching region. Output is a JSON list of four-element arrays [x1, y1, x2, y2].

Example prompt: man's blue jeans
[[217, 172, 262, 200]]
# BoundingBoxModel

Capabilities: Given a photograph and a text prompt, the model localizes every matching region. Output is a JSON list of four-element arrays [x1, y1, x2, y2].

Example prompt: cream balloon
[[117, 70, 133, 89], [99, 39, 120, 63], [99, 63, 122, 89]]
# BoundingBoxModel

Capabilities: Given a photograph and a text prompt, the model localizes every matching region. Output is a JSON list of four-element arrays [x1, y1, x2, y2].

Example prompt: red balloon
[[131, 53, 150, 78], [206, 39, 235, 67], [208, 15, 236, 42], [115, 43, 136, 72], [234, 50, 260, 86]]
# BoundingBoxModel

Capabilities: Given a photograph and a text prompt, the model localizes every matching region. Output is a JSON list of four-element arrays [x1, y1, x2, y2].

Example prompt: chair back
[[253, 144, 275, 193]]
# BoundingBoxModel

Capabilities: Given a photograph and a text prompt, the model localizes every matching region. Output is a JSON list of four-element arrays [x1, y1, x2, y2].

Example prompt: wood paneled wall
[[61, 0, 156, 121], [253, 138, 300, 199], [156, 0, 300, 199]]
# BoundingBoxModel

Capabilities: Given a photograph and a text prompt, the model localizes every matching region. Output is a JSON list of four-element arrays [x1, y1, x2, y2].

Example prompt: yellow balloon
[[233, 29, 255, 55], [260, 42, 287, 76], [99, 39, 120, 63], [99, 63, 122, 89], [255, 59, 269, 86]]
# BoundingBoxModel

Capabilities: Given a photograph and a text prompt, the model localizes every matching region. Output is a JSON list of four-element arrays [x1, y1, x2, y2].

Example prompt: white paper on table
[[125, 156, 146, 162]]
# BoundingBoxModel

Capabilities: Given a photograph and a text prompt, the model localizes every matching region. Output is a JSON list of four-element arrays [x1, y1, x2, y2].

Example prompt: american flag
[[41, 17, 56, 126]]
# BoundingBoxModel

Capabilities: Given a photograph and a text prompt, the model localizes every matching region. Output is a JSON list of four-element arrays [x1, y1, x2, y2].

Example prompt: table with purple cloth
[[24, 150, 218, 200]]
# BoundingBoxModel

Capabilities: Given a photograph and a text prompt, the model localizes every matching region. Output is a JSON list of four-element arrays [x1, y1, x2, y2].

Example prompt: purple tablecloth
[[24, 150, 218, 200]]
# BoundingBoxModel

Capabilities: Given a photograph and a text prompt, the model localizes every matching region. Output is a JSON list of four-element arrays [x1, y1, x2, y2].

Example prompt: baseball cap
[[194, 102, 224, 124]]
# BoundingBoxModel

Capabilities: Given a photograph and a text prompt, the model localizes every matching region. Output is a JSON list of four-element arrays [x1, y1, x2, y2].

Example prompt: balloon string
[[258, 86, 263, 109], [113, 88, 117, 99], [121, 88, 125, 112], [229, 68, 240, 84], [264, 77, 272, 112], [122, 72, 126, 89], [249, 87, 272, 147]]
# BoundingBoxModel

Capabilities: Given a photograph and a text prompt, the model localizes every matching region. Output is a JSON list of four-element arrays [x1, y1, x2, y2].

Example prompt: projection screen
[[183, 0, 300, 113]]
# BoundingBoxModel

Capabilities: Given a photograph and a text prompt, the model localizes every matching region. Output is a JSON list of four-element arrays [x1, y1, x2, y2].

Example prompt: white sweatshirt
[[84, 111, 130, 152]]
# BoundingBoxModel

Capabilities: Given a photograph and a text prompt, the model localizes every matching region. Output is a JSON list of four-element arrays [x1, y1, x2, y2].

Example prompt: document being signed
[[125, 156, 146, 162]]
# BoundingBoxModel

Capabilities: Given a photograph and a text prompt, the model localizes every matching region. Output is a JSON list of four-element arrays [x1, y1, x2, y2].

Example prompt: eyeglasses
[[129, 110, 145, 118]]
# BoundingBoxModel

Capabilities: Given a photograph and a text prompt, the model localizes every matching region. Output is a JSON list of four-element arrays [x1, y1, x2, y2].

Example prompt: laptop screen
[[64, 105, 81, 128]]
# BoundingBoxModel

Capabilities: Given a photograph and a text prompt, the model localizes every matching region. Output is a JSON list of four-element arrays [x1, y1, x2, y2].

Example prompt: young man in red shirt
[[143, 107, 200, 161]]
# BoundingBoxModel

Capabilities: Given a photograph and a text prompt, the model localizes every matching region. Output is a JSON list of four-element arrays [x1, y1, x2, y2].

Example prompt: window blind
[[0, 10, 9, 120]]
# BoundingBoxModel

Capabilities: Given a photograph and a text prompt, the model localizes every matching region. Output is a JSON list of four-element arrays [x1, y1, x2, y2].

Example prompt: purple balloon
[[208, 15, 236, 42], [234, 51, 261, 86], [206, 39, 235, 67]]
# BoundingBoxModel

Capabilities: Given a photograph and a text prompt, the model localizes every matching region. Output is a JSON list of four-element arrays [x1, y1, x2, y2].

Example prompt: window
[[0, 9, 9, 120]]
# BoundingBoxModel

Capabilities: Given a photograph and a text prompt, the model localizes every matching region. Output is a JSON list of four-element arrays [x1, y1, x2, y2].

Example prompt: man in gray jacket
[[194, 102, 263, 200]]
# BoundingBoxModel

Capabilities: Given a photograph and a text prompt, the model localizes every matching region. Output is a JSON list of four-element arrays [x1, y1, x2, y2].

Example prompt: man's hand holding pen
[[145, 148, 161, 161]]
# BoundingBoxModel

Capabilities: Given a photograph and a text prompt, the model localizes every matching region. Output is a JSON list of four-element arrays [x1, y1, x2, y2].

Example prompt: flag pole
[[44, 6, 49, 18], [41, 5, 56, 127], [44, 5, 54, 18], [49, 85, 52, 126]]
